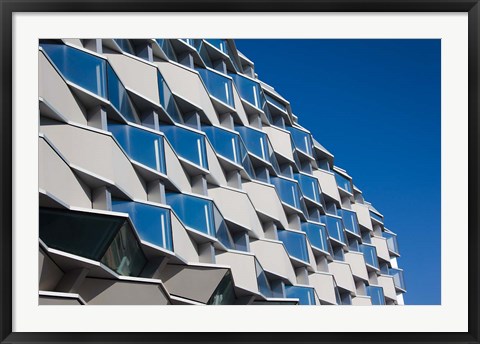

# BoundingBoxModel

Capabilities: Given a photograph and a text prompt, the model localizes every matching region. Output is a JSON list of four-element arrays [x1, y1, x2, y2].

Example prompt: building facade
[[38, 38, 405, 306]]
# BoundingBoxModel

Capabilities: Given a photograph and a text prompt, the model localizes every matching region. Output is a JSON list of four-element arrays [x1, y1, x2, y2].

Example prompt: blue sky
[[235, 39, 441, 305]]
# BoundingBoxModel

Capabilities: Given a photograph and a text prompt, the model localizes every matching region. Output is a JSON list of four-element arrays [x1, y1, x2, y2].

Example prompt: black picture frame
[[1, 1, 479, 343]]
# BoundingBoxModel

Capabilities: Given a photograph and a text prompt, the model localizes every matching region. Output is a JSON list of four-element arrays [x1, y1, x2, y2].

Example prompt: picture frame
[[1, 1, 479, 343]]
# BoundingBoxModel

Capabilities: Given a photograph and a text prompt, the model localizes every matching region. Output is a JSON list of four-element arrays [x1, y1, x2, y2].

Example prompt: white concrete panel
[[352, 295, 373, 306], [208, 186, 264, 239], [171, 214, 199, 263], [105, 53, 160, 104], [161, 265, 227, 304], [344, 251, 369, 281], [40, 124, 147, 200], [328, 261, 356, 294], [312, 169, 341, 203], [351, 203, 373, 231], [378, 275, 397, 301], [242, 181, 289, 228], [78, 278, 170, 305], [216, 252, 259, 294], [371, 236, 391, 262], [249, 239, 296, 284], [164, 142, 192, 192], [263, 126, 294, 161], [39, 52, 87, 125], [62, 39, 83, 48], [155, 61, 220, 125], [39, 138, 92, 209], [308, 272, 337, 305]]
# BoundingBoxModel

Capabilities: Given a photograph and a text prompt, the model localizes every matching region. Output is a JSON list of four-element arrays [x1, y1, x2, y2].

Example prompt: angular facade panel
[[38, 38, 405, 305]]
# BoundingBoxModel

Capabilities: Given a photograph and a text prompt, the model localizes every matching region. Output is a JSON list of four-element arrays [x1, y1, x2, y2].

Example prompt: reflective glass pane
[[155, 39, 177, 61], [334, 172, 352, 193], [339, 209, 360, 235], [294, 173, 321, 203], [39, 207, 122, 261], [207, 271, 236, 305], [389, 268, 406, 290], [277, 229, 309, 262], [359, 244, 379, 269], [370, 210, 384, 223], [205, 39, 228, 53], [157, 71, 182, 123], [203, 126, 240, 163], [383, 232, 400, 254], [270, 177, 303, 211], [286, 126, 313, 156], [265, 93, 288, 112], [285, 286, 315, 305], [196, 68, 234, 107], [255, 260, 273, 298], [321, 215, 346, 244], [301, 222, 329, 253], [107, 65, 137, 122], [213, 204, 235, 250], [229, 73, 262, 108], [40, 42, 107, 97], [101, 221, 147, 276], [160, 124, 208, 169], [235, 126, 269, 161], [366, 286, 385, 305], [166, 193, 215, 237], [114, 39, 134, 54], [112, 200, 173, 251], [108, 123, 166, 173]]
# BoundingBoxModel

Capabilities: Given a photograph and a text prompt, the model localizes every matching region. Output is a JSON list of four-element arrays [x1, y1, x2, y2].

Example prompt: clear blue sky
[[235, 39, 441, 305]]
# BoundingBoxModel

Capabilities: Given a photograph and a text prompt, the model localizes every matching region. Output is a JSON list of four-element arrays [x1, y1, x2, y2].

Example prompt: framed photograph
[[1, 1, 478, 343]]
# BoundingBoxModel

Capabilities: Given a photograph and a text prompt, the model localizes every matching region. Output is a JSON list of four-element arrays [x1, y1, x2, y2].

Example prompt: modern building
[[38, 38, 405, 306]]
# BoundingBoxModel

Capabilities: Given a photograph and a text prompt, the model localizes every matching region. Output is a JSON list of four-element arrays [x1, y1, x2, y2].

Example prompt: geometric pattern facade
[[38, 38, 405, 306]]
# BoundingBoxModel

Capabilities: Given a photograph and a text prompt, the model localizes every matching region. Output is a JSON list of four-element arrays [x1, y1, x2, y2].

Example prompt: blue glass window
[[294, 173, 322, 203], [338, 209, 360, 236], [277, 229, 309, 263], [388, 268, 406, 291], [270, 177, 307, 214], [39, 207, 147, 277], [370, 210, 384, 223], [265, 93, 288, 113], [114, 39, 134, 54], [196, 68, 234, 107], [255, 260, 274, 298], [106, 65, 137, 122], [286, 126, 313, 156], [366, 286, 385, 305], [235, 126, 281, 174], [205, 39, 228, 53], [157, 71, 182, 123], [203, 126, 255, 177], [383, 231, 400, 254], [359, 244, 379, 269], [155, 39, 177, 61], [321, 215, 346, 244], [229, 73, 262, 108], [41, 42, 107, 97], [40, 41, 138, 122], [285, 286, 315, 305], [160, 124, 208, 169], [301, 222, 329, 253], [166, 193, 235, 250], [112, 200, 173, 251], [108, 123, 166, 174], [334, 172, 352, 193]]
